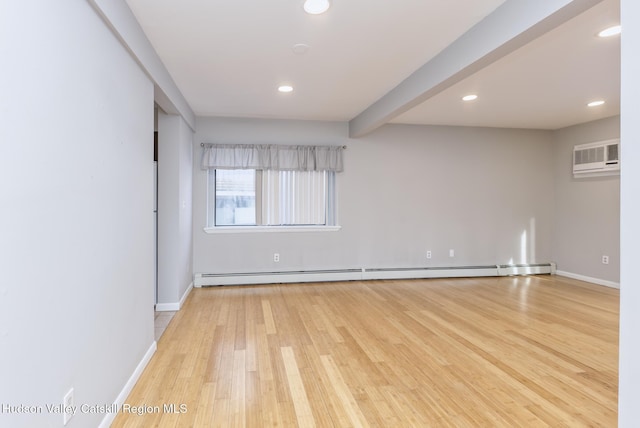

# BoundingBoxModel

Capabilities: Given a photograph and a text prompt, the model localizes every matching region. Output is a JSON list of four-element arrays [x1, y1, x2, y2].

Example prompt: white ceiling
[[126, 0, 620, 131]]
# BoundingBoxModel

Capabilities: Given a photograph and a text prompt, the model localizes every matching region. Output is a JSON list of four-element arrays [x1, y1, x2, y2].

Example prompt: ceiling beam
[[348, 0, 604, 138], [87, 0, 196, 131]]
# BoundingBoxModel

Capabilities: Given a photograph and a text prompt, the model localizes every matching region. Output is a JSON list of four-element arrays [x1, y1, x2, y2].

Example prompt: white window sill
[[204, 225, 342, 234]]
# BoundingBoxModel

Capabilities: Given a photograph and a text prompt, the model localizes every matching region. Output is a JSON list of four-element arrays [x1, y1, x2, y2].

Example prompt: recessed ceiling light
[[304, 0, 330, 15], [598, 25, 621, 38], [278, 85, 294, 93], [588, 100, 605, 107], [462, 94, 478, 101]]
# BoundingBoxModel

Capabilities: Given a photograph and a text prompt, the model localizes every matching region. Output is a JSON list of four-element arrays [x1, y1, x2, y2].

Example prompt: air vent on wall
[[573, 138, 620, 177]]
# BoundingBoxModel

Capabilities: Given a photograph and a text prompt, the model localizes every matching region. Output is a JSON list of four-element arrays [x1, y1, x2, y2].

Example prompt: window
[[208, 169, 337, 228], [213, 169, 257, 226], [201, 143, 344, 231]]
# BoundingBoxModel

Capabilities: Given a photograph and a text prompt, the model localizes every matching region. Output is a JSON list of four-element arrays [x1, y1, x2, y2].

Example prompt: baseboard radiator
[[194, 263, 556, 287]]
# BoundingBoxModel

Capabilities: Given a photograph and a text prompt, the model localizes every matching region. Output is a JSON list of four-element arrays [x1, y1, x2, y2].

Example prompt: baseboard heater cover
[[194, 263, 555, 287]]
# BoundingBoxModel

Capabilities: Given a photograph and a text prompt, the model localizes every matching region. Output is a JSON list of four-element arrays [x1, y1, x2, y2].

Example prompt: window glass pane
[[215, 169, 256, 225]]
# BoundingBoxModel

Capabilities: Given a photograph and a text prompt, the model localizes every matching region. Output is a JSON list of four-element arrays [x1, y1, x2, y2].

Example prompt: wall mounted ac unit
[[573, 138, 620, 177]]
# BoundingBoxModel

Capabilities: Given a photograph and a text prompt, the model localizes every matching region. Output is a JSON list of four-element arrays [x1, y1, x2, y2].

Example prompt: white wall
[[0, 1, 155, 427], [157, 112, 194, 308], [193, 117, 554, 274], [618, 0, 640, 424], [89, 0, 196, 130], [552, 116, 620, 285]]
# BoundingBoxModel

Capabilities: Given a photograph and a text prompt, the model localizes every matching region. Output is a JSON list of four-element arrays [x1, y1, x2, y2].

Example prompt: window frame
[[204, 168, 341, 234]]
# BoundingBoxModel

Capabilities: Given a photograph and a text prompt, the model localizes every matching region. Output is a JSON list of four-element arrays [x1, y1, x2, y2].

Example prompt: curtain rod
[[200, 142, 346, 149]]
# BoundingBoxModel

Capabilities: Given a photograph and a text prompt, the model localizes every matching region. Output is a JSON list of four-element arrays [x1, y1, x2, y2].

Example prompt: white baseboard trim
[[195, 263, 555, 287], [98, 340, 157, 428], [556, 270, 620, 289], [155, 281, 194, 311]]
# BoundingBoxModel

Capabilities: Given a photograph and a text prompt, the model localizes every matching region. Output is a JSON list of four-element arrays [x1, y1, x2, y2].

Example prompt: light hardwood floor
[[112, 275, 619, 427]]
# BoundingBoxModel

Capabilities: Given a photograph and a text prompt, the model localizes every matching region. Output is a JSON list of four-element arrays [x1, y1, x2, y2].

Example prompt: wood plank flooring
[[112, 275, 619, 427]]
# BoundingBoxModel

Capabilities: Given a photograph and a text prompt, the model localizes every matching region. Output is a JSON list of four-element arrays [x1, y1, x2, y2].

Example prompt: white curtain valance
[[200, 144, 344, 172]]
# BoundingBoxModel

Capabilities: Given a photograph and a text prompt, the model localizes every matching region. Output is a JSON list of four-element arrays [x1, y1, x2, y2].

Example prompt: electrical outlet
[[63, 388, 74, 425], [426, 251, 432, 259], [449, 249, 455, 258], [273, 253, 280, 262], [602, 255, 609, 265]]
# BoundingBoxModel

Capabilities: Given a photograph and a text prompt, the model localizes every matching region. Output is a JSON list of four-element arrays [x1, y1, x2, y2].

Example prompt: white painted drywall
[[618, 0, 640, 425], [88, 0, 196, 130], [192, 117, 554, 275], [0, 1, 155, 427], [552, 116, 620, 284], [157, 112, 193, 307]]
